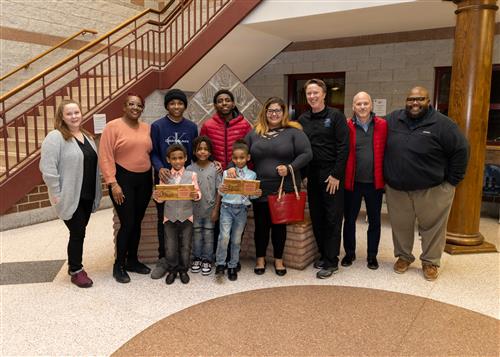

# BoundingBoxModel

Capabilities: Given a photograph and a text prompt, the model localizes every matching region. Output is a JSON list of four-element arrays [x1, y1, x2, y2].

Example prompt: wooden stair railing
[[0, 0, 261, 215]]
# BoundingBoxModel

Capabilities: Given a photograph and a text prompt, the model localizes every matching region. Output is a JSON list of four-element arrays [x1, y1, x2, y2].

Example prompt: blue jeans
[[192, 217, 215, 262], [215, 203, 248, 268]]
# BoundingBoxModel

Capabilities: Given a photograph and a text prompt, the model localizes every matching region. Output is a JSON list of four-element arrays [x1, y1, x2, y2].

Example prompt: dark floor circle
[[112, 285, 499, 357]]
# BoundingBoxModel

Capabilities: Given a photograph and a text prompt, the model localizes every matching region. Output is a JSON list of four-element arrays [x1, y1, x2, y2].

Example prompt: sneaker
[[113, 263, 131, 284], [422, 263, 439, 281], [125, 261, 151, 275], [201, 261, 212, 275], [179, 271, 190, 284], [70, 270, 93, 288], [227, 268, 238, 281], [341, 255, 356, 267], [316, 266, 339, 279], [393, 258, 411, 274], [191, 259, 202, 273], [151, 257, 167, 279], [367, 256, 379, 270]]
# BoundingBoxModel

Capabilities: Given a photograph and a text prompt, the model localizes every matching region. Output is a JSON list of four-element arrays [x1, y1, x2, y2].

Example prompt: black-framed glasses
[[266, 109, 283, 115], [406, 97, 428, 103]]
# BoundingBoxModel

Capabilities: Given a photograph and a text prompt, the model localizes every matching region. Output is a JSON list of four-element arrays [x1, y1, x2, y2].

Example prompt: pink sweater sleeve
[[192, 172, 201, 201]]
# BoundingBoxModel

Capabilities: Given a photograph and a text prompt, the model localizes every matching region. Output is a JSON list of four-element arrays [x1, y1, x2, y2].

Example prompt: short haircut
[[126, 92, 145, 107], [303, 78, 327, 94], [166, 143, 187, 158], [232, 139, 249, 154], [192, 136, 213, 161], [213, 89, 235, 104]]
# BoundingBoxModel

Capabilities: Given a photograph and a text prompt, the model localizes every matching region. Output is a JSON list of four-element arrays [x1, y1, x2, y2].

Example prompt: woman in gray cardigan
[[40, 99, 102, 288]]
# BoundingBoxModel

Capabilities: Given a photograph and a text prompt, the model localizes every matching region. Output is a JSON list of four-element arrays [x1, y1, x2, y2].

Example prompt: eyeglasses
[[266, 109, 283, 115], [406, 97, 428, 103]]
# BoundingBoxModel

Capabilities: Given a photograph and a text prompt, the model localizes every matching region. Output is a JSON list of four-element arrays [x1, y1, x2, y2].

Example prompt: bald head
[[406, 86, 431, 119], [352, 91, 373, 122]]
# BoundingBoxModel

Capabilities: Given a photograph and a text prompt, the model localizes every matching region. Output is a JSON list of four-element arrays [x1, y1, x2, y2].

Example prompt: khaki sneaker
[[393, 258, 411, 274], [422, 264, 439, 281], [151, 257, 167, 279]]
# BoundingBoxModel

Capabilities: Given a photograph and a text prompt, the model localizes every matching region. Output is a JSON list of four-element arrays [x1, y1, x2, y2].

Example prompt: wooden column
[[445, 0, 498, 253]]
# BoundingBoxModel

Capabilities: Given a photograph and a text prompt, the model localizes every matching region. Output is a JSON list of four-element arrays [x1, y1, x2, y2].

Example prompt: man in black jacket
[[299, 79, 349, 279], [384, 86, 469, 281]]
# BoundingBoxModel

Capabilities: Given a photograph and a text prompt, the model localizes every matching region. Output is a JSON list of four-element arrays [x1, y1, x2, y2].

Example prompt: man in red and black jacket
[[200, 89, 252, 170], [343, 92, 387, 270]]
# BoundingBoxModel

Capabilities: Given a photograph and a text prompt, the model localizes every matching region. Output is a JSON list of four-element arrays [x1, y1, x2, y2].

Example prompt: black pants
[[307, 170, 344, 268], [110, 164, 152, 266], [253, 201, 287, 259], [155, 201, 166, 259], [64, 199, 94, 273], [343, 182, 383, 258], [164, 220, 193, 273]]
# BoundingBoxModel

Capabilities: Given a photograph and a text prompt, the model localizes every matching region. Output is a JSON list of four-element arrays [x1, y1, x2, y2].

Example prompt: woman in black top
[[245, 97, 312, 276]]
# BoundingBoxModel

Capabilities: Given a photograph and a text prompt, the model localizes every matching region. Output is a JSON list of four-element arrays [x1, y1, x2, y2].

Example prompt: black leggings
[[110, 164, 152, 266], [253, 201, 287, 259], [64, 199, 94, 273]]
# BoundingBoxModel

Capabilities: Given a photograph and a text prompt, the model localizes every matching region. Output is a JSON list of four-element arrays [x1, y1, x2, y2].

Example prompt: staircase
[[0, 0, 261, 214]]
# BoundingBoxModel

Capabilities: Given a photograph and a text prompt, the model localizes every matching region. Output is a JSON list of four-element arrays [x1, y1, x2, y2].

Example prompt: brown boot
[[422, 263, 439, 281], [393, 258, 411, 274]]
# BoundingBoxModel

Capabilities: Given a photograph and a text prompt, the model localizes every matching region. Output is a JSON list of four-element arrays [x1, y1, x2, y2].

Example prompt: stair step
[[5, 137, 38, 154], [25, 116, 54, 130], [7, 126, 48, 141], [0, 150, 27, 167]]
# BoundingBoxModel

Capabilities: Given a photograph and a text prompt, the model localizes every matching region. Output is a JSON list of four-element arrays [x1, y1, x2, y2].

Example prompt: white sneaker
[[201, 261, 212, 275], [191, 260, 202, 273]]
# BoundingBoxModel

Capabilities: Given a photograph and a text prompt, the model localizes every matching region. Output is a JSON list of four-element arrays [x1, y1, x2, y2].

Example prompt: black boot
[[113, 263, 131, 283]]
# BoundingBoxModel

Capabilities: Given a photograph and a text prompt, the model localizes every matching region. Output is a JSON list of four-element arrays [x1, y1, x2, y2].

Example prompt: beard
[[405, 105, 428, 119]]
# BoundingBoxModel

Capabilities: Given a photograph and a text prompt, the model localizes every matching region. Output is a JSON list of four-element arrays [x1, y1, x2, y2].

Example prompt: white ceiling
[[242, 0, 467, 41], [174, 0, 499, 91]]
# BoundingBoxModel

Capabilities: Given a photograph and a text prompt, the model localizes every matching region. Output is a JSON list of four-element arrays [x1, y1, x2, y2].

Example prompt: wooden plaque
[[223, 178, 260, 195], [154, 184, 195, 201]]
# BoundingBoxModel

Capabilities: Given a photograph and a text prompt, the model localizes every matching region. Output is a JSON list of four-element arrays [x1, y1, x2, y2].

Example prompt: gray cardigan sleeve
[[40, 130, 63, 200]]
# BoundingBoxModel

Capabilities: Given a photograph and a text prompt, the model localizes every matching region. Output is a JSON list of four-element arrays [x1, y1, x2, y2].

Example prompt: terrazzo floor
[[1, 207, 499, 356]]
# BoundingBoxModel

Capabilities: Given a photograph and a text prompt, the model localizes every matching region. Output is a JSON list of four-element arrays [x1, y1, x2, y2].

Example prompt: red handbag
[[268, 165, 307, 224]]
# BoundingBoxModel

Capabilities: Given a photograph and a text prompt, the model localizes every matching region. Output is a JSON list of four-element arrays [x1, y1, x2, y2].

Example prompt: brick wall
[[244, 35, 500, 117]]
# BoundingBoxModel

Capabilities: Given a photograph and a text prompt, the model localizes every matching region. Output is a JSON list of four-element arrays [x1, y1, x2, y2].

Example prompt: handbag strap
[[288, 164, 300, 199]]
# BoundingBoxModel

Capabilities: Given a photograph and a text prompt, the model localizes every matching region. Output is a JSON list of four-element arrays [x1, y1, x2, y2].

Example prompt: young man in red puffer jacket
[[200, 89, 252, 170], [200, 89, 252, 267], [343, 91, 387, 271]]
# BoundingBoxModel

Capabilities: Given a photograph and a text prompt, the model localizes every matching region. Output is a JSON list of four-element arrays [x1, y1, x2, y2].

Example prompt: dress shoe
[[254, 265, 266, 275], [215, 265, 225, 276], [367, 256, 379, 270], [341, 255, 355, 267], [227, 268, 238, 281], [393, 258, 411, 274], [316, 266, 339, 279], [422, 263, 439, 281], [125, 261, 151, 274], [236, 262, 241, 272], [275, 267, 287, 276], [165, 271, 177, 285], [113, 264, 131, 284], [179, 271, 190, 284], [313, 259, 325, 269]]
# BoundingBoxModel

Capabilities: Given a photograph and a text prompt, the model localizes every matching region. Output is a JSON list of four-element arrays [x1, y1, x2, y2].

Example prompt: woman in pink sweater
[[99, 93, 153, 283]]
